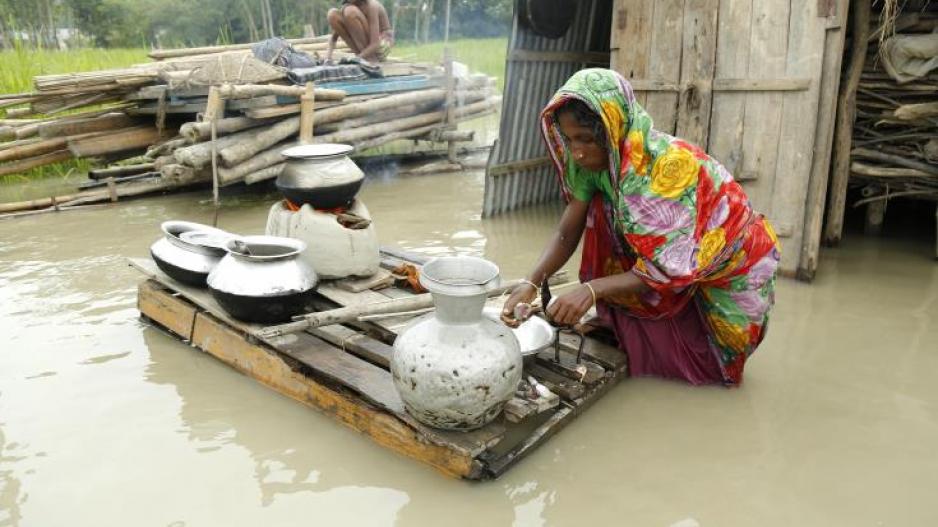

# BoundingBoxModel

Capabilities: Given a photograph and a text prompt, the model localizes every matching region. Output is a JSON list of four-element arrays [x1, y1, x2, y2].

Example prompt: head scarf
[[539, 69, 782, 384]]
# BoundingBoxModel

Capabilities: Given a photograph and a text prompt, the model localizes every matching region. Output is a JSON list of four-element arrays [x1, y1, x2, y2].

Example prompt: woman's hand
[[500, 283, 538, 328], [546, 284, 595, 326]]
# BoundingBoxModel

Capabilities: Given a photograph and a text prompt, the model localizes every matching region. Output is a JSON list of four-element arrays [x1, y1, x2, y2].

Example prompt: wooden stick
[[67, 126, 164, 157], [852, 148, 938, 176], [147, 36, 330, 60], [243, 163, 285, 185], [37, 112, 135, 139], [824, 0, 871, 246], [179, 116, 275, 143], [851, 161, 935, 178], [298, 82, 315, 144], [257, 273, 568, 338], [94, 163, 157, 181], [0, 149, 72, 177], [217, 83, 345, 101], [0, 136, 68, 163]]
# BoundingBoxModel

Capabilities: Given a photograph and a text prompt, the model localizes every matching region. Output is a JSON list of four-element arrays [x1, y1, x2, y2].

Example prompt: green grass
[[0, 47, 148, 94], [391, 37, 508, 91]]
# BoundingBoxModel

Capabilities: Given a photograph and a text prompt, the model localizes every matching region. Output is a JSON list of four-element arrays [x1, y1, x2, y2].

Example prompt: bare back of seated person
[[326, 0, 394, 63]]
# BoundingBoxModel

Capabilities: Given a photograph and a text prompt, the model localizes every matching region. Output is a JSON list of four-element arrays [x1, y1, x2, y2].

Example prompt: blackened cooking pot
[[276, 143, 364, 209], [149, 221, 233, 287], [207, 236, 319, 324]]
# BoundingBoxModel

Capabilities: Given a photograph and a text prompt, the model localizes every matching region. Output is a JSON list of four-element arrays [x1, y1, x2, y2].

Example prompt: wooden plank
[[771, 0, 827, 273], [644, 0, 684, 134], [182, 309, 481, 479], [798, 0, 851, 280], [483, 368, 624, 478], [137, 279, 197, 339], [708, 0, 753, 174], [309, 323, 395, 368], [738, 0, 790, 220], [610, 0, 655, 107], [823, 0, 872, 246], [675, 0, 719, 147], [525, 363, 586, 401], [712, 78, 811, 91], [267, 330, 405, 414]]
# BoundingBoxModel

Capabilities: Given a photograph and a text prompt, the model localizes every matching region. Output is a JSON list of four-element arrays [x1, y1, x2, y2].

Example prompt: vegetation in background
[[0, 0, 511, 49]]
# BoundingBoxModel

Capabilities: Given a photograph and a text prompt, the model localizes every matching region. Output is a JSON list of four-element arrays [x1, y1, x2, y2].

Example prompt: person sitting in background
[[326, 0, 394, 63]]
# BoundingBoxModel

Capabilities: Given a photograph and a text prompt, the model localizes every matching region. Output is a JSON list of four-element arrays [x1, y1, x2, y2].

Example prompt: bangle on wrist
[[583, 281, 597, 307], [519, 278, 540, 291]]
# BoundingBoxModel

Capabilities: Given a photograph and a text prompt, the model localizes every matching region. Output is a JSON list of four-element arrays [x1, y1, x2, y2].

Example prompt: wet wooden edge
[[138, 279, 484, 480]]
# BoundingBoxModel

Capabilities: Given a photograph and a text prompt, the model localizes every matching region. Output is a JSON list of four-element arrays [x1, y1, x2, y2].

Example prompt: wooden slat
[[610, 0, 655, 107], [268, 330, 405, 414], [708, 0, 754, 174], [309, 323, 395, 368], [183, 309, 481, 479], [770, 0, 827, 273], [798, 0, 851, 280], [137, 280, 197, 339], [675, 0, 719, 146], [644, 0, 684, 134], [738, 0, 790, 221], [713, 78, 811, 91]]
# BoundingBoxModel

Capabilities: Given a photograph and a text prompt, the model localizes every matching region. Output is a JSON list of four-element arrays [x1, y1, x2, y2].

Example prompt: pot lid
[[180, 230, 234, 251], [281, 143, 354, 159]]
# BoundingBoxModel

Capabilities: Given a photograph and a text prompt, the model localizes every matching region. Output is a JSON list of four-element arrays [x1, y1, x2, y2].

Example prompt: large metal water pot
[[390, 256, 522, 430]]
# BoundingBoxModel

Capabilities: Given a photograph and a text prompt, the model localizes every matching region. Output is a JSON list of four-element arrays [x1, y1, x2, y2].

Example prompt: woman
[[501, 69, 780, 386]]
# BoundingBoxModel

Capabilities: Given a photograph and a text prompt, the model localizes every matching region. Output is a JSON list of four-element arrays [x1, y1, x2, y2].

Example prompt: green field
[[0, 38, 507, 195]]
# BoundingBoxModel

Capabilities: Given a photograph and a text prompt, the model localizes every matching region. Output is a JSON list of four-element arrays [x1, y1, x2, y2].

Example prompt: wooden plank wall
[[614, 0, 838, 274]]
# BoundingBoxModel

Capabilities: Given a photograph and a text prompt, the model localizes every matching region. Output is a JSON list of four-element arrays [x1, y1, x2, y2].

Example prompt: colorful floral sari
[[540, 69, 780, 385]]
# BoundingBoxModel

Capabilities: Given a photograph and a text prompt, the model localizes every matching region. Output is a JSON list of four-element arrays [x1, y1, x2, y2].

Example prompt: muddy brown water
[[1, 167, 937, 526]]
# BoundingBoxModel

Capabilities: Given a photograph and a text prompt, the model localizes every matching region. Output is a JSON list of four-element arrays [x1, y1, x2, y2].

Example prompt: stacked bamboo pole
[[0, 36, 498, 217]]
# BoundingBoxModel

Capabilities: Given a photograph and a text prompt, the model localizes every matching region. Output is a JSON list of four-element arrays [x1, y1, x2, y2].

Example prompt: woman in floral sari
[[501, 69, 780, 386]]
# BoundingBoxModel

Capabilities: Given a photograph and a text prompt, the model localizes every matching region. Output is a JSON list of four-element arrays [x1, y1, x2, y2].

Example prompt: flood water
[[1, 166, 937, 526]]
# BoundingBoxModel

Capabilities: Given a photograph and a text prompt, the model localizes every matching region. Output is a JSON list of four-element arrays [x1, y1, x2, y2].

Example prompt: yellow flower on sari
[[650, 147, 699, 199], [763, 217, 779, 247], [628, 130, 648, 175], [697, 227, 726, 268], [709, 315, 750, 352], [600, 100, 625, 146]]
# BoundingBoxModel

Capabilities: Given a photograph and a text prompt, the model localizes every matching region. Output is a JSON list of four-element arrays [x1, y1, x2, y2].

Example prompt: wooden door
[[610, 0, 847, 276]]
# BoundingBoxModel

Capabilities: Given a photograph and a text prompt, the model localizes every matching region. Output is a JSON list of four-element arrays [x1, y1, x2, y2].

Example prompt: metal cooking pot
[[207, 235, 319, 324], [276, 143, 364, 209], [149, 221, 233, 287]]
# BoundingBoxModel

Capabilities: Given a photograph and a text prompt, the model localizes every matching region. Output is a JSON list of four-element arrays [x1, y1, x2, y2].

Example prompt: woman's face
[[558, 112, 607, 172]]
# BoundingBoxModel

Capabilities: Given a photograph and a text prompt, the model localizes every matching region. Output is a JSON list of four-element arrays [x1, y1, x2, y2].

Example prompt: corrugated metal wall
[[482, 0, 612, 217]]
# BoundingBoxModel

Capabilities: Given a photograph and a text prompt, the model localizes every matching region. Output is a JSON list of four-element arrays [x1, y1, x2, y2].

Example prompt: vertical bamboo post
[[444, 47, 457, 163], [299, 82, 316, 145], [444, 0, 452, 42], [204, 85, 226, 225], [823, 0, 870, 246]]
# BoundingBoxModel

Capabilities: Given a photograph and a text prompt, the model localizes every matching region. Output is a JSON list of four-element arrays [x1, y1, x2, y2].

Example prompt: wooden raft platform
[[132, 254, 627, 480]]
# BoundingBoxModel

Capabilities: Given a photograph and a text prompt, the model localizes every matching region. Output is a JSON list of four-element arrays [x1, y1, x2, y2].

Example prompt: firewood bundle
[[850, 9, 938, 205]]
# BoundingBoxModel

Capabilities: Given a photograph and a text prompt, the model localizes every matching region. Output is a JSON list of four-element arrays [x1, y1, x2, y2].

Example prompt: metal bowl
[[483, 306, 555, 357]]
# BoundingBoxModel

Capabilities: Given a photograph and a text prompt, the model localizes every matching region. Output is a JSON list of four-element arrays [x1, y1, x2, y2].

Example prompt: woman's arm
[[500, 198, 590, 326], [547, 269, 649, 326]]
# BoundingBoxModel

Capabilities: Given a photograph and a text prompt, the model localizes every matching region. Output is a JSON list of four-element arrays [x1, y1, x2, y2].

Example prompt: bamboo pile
[[0, 36, 501, 216], [849, 8, 938, 210]]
